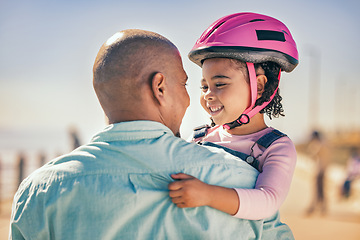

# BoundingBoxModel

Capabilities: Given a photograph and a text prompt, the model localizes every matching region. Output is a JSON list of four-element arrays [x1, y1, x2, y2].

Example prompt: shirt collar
[[91, 120, 174, 142]]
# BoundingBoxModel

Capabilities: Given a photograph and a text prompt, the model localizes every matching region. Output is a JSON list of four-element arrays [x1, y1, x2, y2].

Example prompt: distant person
[[305, 130, 329, 215], [16, 152, 25, 187], [169, 12, 298, 220], [68, 126, 81, 150], [341, 147, 360, 198], [10, 29, 293, 239], [38, 151, 46, 167]]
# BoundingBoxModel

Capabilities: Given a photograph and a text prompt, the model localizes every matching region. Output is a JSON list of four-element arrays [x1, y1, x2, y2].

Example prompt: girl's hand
[[168, 173, 212, 208], [168, 173, 240, 215]]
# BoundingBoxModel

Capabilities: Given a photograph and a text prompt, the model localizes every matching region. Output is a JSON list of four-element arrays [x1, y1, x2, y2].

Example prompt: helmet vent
[[282, 30, 289, 35], [256, 30, 286, 42], [249, 19, 265, 22], [205, 21, 226, 40]]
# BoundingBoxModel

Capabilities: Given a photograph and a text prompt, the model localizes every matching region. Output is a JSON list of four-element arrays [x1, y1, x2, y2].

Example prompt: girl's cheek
[[200, 95, 209, 112]]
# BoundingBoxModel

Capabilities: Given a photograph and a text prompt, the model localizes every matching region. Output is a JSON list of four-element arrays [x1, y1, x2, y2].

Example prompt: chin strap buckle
[[223, 114, 250, 130]]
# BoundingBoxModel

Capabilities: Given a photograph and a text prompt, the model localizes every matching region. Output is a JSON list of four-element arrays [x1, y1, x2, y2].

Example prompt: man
[[10, 29, 293, 239]]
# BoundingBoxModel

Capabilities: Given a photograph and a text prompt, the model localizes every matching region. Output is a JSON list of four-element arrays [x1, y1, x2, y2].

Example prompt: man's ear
[[151, 72, 167, 105], [256, 74, 268, 99]]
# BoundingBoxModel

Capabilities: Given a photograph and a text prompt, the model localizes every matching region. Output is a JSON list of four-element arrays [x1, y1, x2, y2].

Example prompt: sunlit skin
[[200, 58, 251, 126], [93, 29, 189, 137], [139, 51, 190, 137], [160, 51, 190, 137], [168, 58, 268, 215], [201, 58, 268, 136]]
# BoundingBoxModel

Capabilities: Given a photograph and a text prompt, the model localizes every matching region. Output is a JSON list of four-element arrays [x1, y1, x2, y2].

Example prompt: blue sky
[[1, 0, 359, 154]]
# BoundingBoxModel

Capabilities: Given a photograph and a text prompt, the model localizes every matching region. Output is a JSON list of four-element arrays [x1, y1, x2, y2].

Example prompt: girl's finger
[[168, 181, 183, 191], [169, 189, 182, 198], [170, 196, 183, 204], [171, 173, 194, 180]]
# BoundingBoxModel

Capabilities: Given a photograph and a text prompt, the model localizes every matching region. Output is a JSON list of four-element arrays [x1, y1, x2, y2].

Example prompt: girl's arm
[[168, 137, 297, 220], [233, 139, 297, 220], [168, 173, 239, 215]]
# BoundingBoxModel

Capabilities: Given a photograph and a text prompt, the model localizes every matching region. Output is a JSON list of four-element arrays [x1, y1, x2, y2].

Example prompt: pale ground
[[0, 199, 11, 240], [279, 154, 360, 239], [1, 154, 359, 239]]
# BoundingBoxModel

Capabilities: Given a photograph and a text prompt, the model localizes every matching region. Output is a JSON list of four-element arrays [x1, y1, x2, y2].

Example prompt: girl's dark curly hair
[[254, 61, 284, 119]]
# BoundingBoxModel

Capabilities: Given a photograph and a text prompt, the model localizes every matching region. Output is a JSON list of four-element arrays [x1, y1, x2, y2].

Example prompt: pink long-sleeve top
[[201, 126, 297, 220]]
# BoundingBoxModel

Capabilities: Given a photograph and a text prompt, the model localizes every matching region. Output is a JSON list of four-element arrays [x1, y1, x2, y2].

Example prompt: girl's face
[[200, 58, 250, 126]]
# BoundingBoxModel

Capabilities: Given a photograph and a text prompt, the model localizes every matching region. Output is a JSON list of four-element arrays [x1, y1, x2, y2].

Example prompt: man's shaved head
[[93, 29, 177, 85], [92, 29, 189, 130]]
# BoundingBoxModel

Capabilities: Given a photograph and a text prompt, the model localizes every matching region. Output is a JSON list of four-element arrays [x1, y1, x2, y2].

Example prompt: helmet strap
[[223, 62, 281, 130]]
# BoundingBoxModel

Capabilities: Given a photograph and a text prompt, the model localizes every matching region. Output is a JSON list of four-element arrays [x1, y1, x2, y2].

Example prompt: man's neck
[[107, 102, 161, 125]]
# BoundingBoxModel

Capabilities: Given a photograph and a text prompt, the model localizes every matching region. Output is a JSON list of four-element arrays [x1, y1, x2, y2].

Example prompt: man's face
[[165, 52, 190, 137]]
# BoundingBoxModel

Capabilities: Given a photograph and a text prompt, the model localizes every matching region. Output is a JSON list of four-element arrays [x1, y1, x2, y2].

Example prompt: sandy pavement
[[0, 199, 12, 240], [279, 155, 360, 239]]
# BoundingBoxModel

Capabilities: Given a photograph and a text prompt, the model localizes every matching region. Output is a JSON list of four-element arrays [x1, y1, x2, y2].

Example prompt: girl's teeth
[[210, 106, 222, 112]]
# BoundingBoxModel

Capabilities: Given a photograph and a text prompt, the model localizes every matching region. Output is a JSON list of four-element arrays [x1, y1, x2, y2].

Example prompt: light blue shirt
[[10, 121, 293, 239]]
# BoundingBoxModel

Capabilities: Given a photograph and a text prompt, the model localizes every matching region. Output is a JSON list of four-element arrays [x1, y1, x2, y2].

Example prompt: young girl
[[168, 12, 299, 220]]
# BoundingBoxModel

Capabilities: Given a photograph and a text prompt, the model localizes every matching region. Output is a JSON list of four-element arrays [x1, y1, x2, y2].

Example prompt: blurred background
[[1, 0, 360, 239]]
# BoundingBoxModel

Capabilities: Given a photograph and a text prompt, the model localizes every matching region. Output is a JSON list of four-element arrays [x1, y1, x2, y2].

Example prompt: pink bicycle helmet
[[189, 12, 299, 129]]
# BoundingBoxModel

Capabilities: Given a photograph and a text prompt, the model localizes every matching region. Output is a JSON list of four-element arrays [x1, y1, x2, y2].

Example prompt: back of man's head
[[93, 29, 179, 123]]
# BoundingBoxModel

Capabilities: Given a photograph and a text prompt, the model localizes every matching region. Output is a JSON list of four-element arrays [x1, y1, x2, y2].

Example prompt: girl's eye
[[200, 85, 208, 91], [215, 83, 226, 87]]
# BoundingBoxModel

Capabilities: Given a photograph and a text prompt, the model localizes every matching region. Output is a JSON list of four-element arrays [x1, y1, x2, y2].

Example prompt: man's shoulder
[[18, 146, 103, 188], [167, 135, 257, 171], [167, 135, 225, 158]]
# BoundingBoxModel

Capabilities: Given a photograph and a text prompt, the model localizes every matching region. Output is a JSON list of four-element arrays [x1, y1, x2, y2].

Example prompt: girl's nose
[[203, 89, 214, 101]]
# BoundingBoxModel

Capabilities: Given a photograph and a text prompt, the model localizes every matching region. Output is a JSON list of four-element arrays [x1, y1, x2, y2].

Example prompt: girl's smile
[[208, 105, 224, 116]]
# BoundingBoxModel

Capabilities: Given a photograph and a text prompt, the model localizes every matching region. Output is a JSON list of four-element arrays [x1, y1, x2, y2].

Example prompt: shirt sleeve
[[233, 137, 297, 220]]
